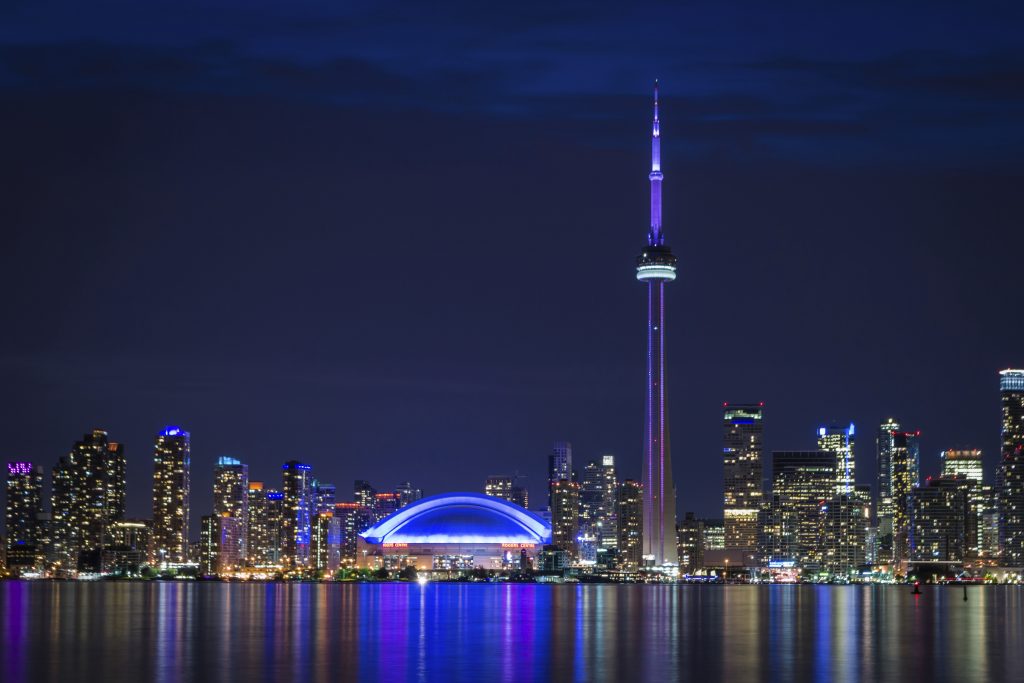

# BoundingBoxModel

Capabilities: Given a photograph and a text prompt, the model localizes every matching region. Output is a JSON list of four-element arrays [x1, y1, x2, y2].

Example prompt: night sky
[[2, 1, 1023, 533]]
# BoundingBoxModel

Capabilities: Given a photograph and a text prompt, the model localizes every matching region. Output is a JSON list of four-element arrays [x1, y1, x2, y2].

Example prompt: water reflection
[[0, 582, 1021, 682]]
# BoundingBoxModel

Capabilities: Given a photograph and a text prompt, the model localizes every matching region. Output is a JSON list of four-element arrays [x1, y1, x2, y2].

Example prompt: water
[[1, 581, 1021, 682]]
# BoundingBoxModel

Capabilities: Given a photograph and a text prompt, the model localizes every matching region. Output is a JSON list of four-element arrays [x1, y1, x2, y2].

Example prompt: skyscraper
[[771, 451, 836, 570], [246, 481, 279, 566], [213, 456, 249, 564], [875, 417, 901, 562], [151, 426, 190, 565], [890, 430, 921, 567], [617, 479, 644, 570], [5, 462, 43, 574], [909, 477, 973, 563], [580, 457, 618, 550], [485, 475, 529, 509], [998, 368, 1024, 564], [52, 429, 127, 572], [722, 403, 763, 553], [548, 442, 572, 505], [818, 422, 855, 496], [281, 461, 313, 569], [637, 82, 678, 566], [549, 478, 580, 559]]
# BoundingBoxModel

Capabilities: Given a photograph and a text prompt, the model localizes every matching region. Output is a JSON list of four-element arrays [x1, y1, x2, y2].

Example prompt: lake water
[[1, 581, 1021, 682]]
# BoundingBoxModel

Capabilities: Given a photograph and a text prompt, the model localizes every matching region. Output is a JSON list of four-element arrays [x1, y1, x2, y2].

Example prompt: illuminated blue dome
[[359, 492, 552, 545]]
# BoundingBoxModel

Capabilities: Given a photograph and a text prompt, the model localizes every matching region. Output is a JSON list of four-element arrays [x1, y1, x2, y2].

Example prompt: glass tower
[[998, 369, 1024, 564], [723, 403, 764, 553], [151, 426, 190, 565]]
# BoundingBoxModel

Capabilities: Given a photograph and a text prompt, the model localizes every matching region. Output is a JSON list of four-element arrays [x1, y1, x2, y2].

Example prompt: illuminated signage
[[500, 543, 535, 549], [383, 543, 408, 549]]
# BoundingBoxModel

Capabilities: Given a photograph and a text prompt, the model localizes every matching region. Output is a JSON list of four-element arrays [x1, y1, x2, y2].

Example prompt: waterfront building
[[617, 479, 643, 569], [821, 486, 871, 577], [722, 403, 763, 554], [890, 430, 921, 567], [550, 479, 580, 559], [637, 82, 678, 566], [941, 449, 987, 557], [998, 369, 1024, 564], [758, 494, 797, 566], [677, 512, 704, 574], [281, 461, 313, 569], [213, 456, 249, 563], [101, 519, 151, 575], [356, 493, 551, 571], [580, 456, 618, 550], [5, 462, 44, 574], [52, 429, 127, 572], [908, 477, 973, 563], [875, 417, 902, 564], [818, 422, 855, 496], [333, 501, 368, 567], [771, 451, 836, 571], [151, 426, 190, 565], [311, 511, 342, 574]]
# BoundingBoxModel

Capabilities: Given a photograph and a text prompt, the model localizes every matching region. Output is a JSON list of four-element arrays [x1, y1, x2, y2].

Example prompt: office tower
[[51, 429, 127, 572], [908, 477, 973, 563], [636, 82, 678, 566], [723, 404, 764, 553], [213, 456, 249, 563], [875, 417, 901, 562], [548, 442, 573, 505], [265, 491, 285, 564], [354, 480, 377, 526], [677, 512, 704, 574], [374, 492, 401, 519], [580, 456, 618, 550], [617, 479, 643, 569], [758, 494, 797, 566], [818, 423, 855, 496], [311, 511, 342, 574], [821, 485, 871, 577], [281, 461, 313, 569], [942, 449, 986, 557], [151, 426, 190, 565], [484, 474, 529, 508], [550, 479, 580, 559], [333, 502, 366, 567], [890, 430, 921, 567], [395, 482, 422, 508], [771, 451, 836, 570], [998, 369, 1024, 564], [5, 462, 44, 574], [199, 515, 217, 576], [312, 480, 337, 514], [199, 515, 242, 576]]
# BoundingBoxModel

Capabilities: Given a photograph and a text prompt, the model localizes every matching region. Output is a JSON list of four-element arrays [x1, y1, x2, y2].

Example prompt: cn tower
[[637, 81, 678, 566]]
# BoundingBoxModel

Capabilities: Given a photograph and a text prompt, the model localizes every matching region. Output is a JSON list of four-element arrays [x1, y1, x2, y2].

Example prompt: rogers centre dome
[[356, 492, 552, 572]]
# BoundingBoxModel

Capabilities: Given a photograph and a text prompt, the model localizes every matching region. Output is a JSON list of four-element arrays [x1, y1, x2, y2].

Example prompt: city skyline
[[2, 2, 1023, 530]]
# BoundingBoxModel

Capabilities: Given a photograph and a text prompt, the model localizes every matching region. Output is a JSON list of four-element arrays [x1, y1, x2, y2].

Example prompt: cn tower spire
[[649, 80, 663, 246]]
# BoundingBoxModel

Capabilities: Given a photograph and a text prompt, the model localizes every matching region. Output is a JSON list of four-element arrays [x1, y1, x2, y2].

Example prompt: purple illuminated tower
[[637, 81, 678, 566]]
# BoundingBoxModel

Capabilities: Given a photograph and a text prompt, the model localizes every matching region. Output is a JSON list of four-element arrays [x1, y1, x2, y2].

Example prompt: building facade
[[771, 451, 836, 571], [281, 461, 313, 569], [5, 462, 44, 574], [550, 479, 580, 560], [617, 479, 643, 569], [890, 430, 921, 568], [151, 426, 191, 565], [213, 456, 249, 564], [723, 404, 763, 554], [998, 369, 1024, 565], [818, 422, 855, 496]]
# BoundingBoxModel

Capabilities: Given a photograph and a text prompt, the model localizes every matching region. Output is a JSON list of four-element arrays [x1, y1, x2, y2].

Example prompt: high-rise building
[[723, 404, 764, 553], [52, 429, 127, 572], [580, 456, 618, 550], [102, 519, 151, 575], [890, 430, 921, 567], [875, 417, 902, 562], [998, 369, 1024, 564], [617, 479, 643, 570], [281, 461, 313, 569], [941, 449, 986, 558], [311, 511, 342, 575], [818, 423, 855, 496], [549, 479, 580, 560], [313, 480, 337, 514], [909, 477, 974, 563], [246, 482, 281, 566], [213, 456, 249, 565], [151, 426, 190, 565], [395, 482, 422, 508], [771, 451, 836, 571], [637, 82, 678, 566], [333, 502, 367, 567], [758, 494, 797, 566], [820, 486, 871, 577], [484, 474, 528, 509], [676, 512, 704, 575], [548, 442, 572, 504], [5, 462, 44, 574]]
